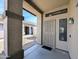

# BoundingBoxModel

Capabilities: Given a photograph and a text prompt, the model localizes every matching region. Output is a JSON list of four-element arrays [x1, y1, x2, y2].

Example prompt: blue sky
[[23, 10, 37, 25], [0, 0, 37, 25], [0, 0, 4, 15]]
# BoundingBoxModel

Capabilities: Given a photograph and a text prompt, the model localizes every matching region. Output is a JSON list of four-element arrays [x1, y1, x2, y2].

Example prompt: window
[[24, 26, 33, 35], [0, 24, 3, 31], [25, 26, 29, 35]]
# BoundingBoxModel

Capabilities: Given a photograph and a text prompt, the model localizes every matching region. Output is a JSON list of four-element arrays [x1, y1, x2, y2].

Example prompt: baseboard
[[6, 49, 24, 59], [68, 52, 71, 59], [56, 48, 69, 53]]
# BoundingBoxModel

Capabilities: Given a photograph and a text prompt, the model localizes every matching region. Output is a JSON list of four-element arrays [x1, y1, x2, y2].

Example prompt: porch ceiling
[[32, 0, 69, 12]]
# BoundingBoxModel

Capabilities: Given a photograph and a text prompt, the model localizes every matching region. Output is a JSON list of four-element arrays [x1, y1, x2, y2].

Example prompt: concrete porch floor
[[24, 45, 70, 59]]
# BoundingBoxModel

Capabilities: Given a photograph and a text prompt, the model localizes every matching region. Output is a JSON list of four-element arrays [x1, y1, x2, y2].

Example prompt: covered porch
[[0, 0, 78, 59]]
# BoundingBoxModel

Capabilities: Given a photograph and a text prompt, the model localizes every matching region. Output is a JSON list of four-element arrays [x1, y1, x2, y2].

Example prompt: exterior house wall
[[43, 5, 69, 51], [43, 0, 78, 59], [68, 0, 78, 59], [22, 22, 37, 36]]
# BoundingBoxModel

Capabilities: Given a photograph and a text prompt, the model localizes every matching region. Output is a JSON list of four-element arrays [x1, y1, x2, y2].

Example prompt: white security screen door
[[43, 20, 56, 49]]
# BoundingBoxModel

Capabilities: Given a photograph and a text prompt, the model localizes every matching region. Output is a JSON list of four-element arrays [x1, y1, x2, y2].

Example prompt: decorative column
[[4, 0, 24, 59]]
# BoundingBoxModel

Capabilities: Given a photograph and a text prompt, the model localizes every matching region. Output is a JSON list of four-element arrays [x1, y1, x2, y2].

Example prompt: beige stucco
[[43, 5, 68, 51], [68, 0, 78, 59], [33, 0, 69, 12], [43, 0, 78, 59]]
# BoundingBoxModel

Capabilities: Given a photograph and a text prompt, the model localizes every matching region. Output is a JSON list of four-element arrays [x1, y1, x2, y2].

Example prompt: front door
[[43, 20, 56, 49]]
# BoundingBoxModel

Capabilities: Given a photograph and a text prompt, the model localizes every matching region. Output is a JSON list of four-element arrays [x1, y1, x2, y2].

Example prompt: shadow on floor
[[24, 44, 70, 59]]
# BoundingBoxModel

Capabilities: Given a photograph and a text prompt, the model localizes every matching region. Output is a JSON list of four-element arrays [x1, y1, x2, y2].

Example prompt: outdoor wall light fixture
[[68, 17, 74, 24]]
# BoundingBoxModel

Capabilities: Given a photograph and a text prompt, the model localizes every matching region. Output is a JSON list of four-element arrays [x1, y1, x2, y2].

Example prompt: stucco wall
[[43, 0, 78, 59], [68, 0, 78, 59], [43, 5, 68, 51]]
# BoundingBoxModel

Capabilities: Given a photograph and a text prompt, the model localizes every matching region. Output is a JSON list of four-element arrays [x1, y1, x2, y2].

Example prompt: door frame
[[43, 19, 56, 49], [56, 18, 68, 51]]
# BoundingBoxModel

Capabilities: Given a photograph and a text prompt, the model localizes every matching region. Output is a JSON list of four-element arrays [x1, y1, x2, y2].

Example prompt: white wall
[[68, 0, 78, 59], [43, 5, 68, 51], [23, 1, 41, 44]]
